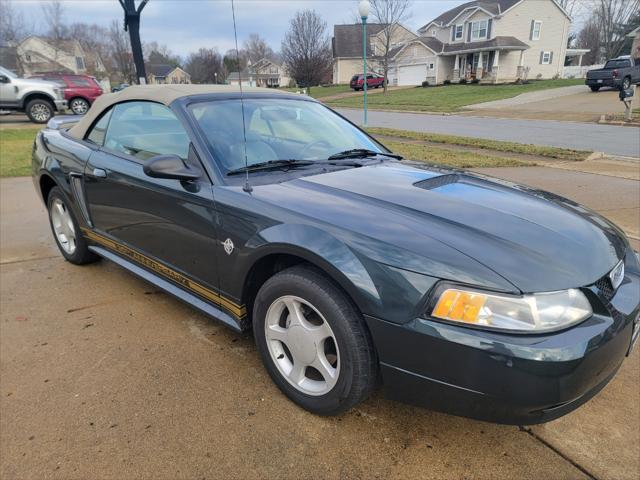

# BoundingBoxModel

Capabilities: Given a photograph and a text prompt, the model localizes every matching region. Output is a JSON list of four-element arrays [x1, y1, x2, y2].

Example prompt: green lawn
[[383, 140, 533, 168], [0, 127, 40, 177], [326, 78, 584, 112], [367, 127, 590, 161], [280, 85, 353, 99]]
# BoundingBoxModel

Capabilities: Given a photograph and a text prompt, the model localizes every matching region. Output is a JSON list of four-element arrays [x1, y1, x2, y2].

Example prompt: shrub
[[552, 73, 560, 80], [470, 78, 480, 84], [536, 73, 543, 80], [458, 78, 467, 84], [443, 79, 451, 85], [421, 80, 430, 87]]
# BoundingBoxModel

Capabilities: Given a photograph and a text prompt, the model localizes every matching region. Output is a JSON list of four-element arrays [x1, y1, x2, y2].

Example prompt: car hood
[[253, 162, 626, 293]]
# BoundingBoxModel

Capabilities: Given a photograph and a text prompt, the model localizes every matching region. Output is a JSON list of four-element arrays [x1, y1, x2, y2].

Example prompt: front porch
[[450, 49, 528, 83]]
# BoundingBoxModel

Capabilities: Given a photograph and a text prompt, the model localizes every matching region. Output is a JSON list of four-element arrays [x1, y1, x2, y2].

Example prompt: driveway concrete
[[463, 87, 640, 122], [1, 175, 638, 480], [337, 108, 640, 157]]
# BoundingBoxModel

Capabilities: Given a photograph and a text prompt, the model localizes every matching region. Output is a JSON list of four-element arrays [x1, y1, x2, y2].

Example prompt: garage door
[[398, 64, 426, 86]]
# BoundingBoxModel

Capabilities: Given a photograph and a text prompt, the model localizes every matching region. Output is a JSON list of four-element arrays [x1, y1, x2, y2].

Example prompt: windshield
[[190, 98, 385, 172], [0, 66, 17, 78], [604, 59, 629, 69]]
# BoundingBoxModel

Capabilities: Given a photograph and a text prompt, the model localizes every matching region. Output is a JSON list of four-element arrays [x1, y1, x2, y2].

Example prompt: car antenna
[[231, 0, 252, 193]]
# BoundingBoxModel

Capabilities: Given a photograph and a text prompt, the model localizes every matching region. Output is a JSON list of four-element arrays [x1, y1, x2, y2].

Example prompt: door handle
[[92, 168, 107, 178]]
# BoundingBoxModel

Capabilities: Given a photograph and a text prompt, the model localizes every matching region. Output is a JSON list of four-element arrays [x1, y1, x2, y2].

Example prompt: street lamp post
[[358, 0, 370, 126]]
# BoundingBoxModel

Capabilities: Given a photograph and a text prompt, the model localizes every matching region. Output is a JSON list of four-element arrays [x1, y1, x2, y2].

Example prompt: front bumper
[[366, 257, 639, 425], [54, 99, 68, 111]]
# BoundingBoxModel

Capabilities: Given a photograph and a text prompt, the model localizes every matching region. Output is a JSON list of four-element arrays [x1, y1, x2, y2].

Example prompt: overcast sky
[[14, 0, 589, 58]]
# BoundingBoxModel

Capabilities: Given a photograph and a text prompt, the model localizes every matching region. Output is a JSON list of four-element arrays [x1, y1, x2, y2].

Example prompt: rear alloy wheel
[[253, 265, 378, 415], [69, 97, 90, 115], [26, 99, 54, 123], [622, 77, 631, 90], [47, 186, 99, 265]]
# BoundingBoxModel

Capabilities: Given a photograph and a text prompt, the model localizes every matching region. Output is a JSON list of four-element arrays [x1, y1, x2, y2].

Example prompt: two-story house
[[17, 36, 106, 77], [228, 58, 291, 87], [332, 23, 416, 84], [387, 0, 571, 86]]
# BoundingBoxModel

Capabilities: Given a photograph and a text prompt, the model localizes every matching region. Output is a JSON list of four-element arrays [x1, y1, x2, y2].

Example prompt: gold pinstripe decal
[[81, 228, 246, 319]]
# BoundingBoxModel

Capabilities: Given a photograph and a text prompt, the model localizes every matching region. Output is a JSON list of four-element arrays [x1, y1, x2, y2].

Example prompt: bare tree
[[68, 22, 112, 76], [41, 0, 68, 61], [369, 0, 411, 93], [243, 33, 274, 64], [576, 16, 602, 64], [144, 41, 181, 67], [593, 0, 640, 59], [185, 48, 224, 84], [0, 0, 29, 44], [556, 0, 580, 17], [223, 48, 248, 76], [281, 10, 332, 88], [109, 19, 135, 83]]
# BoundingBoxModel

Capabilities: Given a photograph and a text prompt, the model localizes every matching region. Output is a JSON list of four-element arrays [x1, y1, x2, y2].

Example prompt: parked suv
[[350, 73, 385, 91], [585, 56, 640, 92], [0, 66, 67, 123], [29, 72, 103, 115]]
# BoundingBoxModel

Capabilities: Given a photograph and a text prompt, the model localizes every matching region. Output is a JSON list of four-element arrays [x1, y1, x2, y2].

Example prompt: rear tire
[[47, 187, 99, 265], [589, 86, 600, 92], [253, 265, 378, 415], [26, 98, 54, 123]]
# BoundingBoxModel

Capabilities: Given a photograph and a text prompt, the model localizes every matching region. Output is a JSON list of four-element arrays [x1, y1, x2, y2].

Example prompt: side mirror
[[143, 154, 201, 181], [0, 75, 10, 84]]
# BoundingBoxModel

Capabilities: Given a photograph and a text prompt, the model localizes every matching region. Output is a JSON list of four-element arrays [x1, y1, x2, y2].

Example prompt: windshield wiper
[[227, 159, 315, 176], [328, 149, 403, 161]]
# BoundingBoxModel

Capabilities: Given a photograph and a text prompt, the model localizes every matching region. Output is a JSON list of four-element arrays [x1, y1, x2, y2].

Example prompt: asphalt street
[[1, 171, 638, 480], [336, 108, 640, 158]]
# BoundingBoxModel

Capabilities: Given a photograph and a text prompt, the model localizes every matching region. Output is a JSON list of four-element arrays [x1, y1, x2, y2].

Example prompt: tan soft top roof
[[67, 84, 297, 140]]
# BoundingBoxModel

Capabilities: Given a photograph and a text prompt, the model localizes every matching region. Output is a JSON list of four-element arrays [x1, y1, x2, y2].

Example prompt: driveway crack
[[519, 426, 599, 480]]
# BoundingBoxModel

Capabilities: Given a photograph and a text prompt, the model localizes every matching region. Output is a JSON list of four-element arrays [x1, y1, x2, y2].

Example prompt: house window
[[532, 21, 542, 40], [25, 54, 32, 62], [75, 56, 85, 70], [432, 29, 437, 37], [429, 63, 435, 70], [471, 20, 488, 40], [541, 51, 552, 64], [454, 24, 464, 40]]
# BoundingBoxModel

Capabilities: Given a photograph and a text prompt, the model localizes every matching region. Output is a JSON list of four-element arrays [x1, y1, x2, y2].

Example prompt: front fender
[[237, 224, 439, 323]]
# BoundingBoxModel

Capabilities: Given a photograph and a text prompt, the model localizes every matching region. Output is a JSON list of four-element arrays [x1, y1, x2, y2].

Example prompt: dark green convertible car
[[33, 85, 639, 424]]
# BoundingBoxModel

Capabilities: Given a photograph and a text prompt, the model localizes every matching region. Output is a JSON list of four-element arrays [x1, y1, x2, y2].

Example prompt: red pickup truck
[[350, 73, 385, 91], [29, 72, 103, 115]]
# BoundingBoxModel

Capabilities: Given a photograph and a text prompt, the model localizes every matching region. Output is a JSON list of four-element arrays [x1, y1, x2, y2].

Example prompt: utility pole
[[118, 0, 149, 84]]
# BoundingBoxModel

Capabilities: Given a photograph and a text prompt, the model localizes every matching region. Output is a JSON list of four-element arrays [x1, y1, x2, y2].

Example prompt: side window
[[102, 101, 190, 161], [86, 108, 113, 146]]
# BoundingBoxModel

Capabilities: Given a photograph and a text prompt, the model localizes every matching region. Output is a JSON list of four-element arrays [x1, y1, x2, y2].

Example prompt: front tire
[[253, 265, 377, 415], [69, 97, 90, 115], [622, 77, 631, 90], [47, 187, 99, 265], [25, 98, 54, 123]]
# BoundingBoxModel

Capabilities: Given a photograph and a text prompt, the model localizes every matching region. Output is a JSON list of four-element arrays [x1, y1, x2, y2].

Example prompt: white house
[[17, 36, 106, 77], [387, 0, 572, 86], [228, 58, 291, 88]]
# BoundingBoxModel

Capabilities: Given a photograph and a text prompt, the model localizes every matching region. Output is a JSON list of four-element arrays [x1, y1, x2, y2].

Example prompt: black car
[[32, 85, 640, 424]]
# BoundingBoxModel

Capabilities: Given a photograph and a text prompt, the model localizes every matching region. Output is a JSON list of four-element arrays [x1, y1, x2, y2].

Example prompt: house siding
[[494, 0, 569, 78]]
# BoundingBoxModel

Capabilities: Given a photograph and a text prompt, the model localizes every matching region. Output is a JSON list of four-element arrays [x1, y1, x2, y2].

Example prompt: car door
[[82, 100, 221, 294]]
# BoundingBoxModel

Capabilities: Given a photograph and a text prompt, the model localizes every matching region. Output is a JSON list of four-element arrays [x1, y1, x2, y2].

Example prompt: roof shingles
[[332, 24, 389, 58]]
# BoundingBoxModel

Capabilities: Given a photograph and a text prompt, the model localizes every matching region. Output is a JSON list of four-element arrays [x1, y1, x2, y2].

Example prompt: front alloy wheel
[[622, 77, 631, 90], [264, 295, 340, 396], [26, 99, 53, 123], [253, 265, 378, 415]]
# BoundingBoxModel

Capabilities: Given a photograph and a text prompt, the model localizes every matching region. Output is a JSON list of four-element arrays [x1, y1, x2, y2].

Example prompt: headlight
[[431, 287, 592, 333]]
